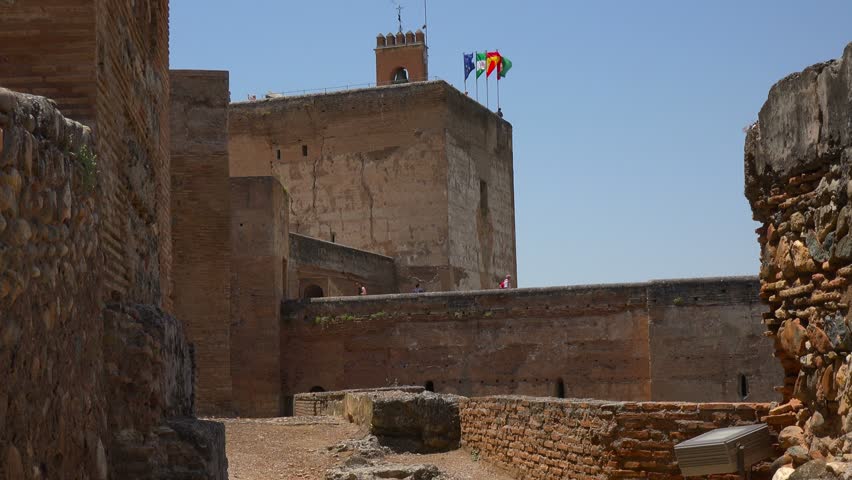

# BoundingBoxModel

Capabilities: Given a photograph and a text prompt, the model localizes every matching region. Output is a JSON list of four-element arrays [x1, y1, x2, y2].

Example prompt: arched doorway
[[424, 380, 435, 392], [303, 284, 324, 299], [309, 386, 325, 393]]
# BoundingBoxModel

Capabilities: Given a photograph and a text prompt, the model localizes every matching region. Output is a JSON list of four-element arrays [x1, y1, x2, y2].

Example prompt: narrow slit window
[[479, 180, 488, 214], [302, 145, 308, 156], [738, 373, 749, 400], [276, 149, 281, 160]]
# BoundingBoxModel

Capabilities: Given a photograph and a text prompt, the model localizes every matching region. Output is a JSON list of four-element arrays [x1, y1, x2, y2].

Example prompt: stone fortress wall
[[746, 42, 852, 477], [281, 276, 782, 407], [228, 81, 517, 293]]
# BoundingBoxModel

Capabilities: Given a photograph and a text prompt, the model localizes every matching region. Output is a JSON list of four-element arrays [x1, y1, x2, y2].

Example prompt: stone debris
[[325, 463, 445, 480]]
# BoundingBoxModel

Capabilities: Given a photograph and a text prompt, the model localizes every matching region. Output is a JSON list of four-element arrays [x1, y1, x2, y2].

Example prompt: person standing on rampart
[[499, 274, 512, 289]]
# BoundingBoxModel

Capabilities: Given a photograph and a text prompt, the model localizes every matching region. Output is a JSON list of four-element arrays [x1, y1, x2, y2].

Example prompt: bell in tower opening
[[375, 29, 428, 86], [392, 68, 410, 84]]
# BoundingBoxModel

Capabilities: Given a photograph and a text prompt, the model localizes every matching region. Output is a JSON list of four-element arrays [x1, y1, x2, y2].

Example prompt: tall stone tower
[[375, 30, 428, 85]]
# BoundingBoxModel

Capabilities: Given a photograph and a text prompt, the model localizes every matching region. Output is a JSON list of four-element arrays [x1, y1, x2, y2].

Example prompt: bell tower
[[375, 29, 428, 86]]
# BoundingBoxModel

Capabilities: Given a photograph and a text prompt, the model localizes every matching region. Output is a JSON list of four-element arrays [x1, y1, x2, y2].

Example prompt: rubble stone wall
[[745, 43, 852, 474], [170, 70, 233, 415], [0, 89, 227, 479], [0, 88, 105, 480], [282, 277, 780, 403], [460, 396, 773, 480]]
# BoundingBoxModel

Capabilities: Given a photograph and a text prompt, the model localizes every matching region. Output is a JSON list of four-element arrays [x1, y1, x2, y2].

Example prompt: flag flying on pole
[[486, 51, 502, 78], [498, 56, 512, 79], [463, 53, 475, 81], [475, 52, 487, 79]]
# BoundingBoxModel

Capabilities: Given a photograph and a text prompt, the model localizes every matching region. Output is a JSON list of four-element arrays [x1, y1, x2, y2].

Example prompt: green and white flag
[[475, 52, 487, 79]]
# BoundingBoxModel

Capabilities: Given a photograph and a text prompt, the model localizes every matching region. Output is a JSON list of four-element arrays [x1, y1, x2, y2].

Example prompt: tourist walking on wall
[[499, 274, 512, 289], [413, 283, 424, 293], [357, 283, 367, 296]]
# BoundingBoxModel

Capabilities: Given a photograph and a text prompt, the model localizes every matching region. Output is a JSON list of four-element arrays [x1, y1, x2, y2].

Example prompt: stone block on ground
[[344, 391, 462, 453]]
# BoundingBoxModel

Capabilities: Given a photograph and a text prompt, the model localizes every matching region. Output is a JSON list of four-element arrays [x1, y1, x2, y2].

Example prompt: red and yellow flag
[[486, 51, 502, 78]]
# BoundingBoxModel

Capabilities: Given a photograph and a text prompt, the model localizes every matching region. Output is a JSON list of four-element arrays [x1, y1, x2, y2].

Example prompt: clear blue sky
[[171, 1, 852, 288]]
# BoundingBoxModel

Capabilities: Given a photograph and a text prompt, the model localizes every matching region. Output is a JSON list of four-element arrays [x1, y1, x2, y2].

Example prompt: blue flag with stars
[[463, 53, 475, 81]]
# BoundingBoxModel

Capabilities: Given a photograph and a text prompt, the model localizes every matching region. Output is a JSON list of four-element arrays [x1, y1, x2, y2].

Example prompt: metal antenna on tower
[[396, 4, 404, 33]]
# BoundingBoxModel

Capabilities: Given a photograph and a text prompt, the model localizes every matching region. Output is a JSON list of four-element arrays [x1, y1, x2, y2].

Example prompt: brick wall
[[288, 232, 398, 298], [95, 0, 171, 309], [0, 0, 172, 309], [745, 42, 852, 474], [460, 396, 774, 480], [282, 277, 780, 403], [230, 176, 289, 416], [170, 70, 233, 415], [0, 1, 97, 123]]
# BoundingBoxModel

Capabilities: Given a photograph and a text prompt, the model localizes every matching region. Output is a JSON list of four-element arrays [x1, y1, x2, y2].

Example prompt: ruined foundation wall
[[460, 396, 773, 480], [170, 70, 233, 415], [230, 176, 289, 416], [282, 277, 779, 403], [746, 43, 852, 472]]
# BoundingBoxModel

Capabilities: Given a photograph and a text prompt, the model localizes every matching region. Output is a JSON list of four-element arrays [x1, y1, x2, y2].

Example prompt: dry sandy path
[[219, 416, 514, 480]]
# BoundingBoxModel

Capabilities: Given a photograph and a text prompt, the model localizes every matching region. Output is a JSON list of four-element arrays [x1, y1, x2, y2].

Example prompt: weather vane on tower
[[396, 4, 404, 34]]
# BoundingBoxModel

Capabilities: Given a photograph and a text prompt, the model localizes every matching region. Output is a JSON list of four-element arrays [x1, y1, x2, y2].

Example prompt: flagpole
[[486, 61, 490, 110], [475, 74, 479, 102]]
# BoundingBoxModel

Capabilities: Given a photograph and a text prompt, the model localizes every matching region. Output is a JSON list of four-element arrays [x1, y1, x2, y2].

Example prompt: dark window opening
[[331, 233, 336, 243], [555, 378, 565, 399], [303, 284, 324, 299], [276, 148, 281, 160], [309, 386, 325, 393], [424, 381, 435, 392], [302, 145, 308, 156], [392, 67, 409, 84], [479, 180, 488, 214], [738, 374, 749, 400]]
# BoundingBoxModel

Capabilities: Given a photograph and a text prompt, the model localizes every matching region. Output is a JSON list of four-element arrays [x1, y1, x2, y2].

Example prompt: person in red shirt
[[499, 274, 512, 289]]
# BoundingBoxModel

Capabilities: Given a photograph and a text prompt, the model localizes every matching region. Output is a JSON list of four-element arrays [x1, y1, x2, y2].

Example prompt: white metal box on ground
[[674, 424, 773, 477]]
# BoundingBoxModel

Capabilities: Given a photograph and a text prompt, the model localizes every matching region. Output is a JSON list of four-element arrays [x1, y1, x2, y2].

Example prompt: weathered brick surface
[[229, 81, 516, 292], [745, 42, 852, 473], [460, 396, 774, 480], [230, 176, 289, 416], [282, 277, 780, 403], [170, 70, 233, 415]]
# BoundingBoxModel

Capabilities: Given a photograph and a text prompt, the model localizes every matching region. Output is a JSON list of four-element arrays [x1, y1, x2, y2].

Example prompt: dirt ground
[[219, 416, 514, 480]]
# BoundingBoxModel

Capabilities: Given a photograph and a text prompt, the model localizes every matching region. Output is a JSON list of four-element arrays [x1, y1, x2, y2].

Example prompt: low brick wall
[[293, 386, 425, 416], [460, 396, 775, 480]]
